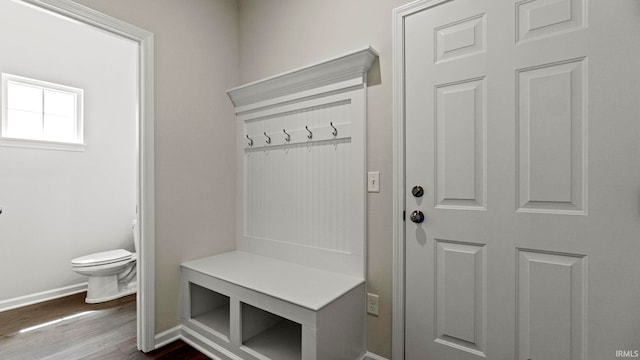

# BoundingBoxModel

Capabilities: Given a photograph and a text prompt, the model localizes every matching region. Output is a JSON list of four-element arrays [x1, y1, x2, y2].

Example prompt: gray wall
[[72, 0, 240, 334], [58, 0, 409, 357], [237, 1, 413, 357], [0, 0, 137, 302]]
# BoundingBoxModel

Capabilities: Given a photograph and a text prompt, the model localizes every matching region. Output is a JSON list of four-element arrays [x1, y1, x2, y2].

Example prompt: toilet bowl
[[71, 220, 138, 303]]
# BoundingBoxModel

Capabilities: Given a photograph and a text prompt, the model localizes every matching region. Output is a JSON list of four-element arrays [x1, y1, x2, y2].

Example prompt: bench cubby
[[189, 283, 230, 339], [241, 303, 302, 360]]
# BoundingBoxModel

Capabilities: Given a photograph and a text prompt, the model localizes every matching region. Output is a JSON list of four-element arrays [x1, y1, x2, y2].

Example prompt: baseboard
[[154, 325, 182, 349], [154, 325, 237, 360], [155, 325, 389, 360], [180, 325, 243, 360], [0, 282, 88, 313], [363, 351, 390, 360]]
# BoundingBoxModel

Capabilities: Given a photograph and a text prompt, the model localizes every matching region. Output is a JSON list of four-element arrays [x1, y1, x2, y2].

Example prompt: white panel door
[[403, 0, 640, 359]]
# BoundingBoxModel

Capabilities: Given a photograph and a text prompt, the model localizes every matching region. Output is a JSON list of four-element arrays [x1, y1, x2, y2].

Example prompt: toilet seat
[[71, 249, 133, 267]]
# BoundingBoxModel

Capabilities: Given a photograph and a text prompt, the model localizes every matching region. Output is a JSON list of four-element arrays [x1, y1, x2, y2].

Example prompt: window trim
[[1, 73, 85, 151]]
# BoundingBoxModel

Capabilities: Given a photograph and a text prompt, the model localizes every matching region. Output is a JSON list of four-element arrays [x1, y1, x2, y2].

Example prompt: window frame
[[1, 73, 85, 151]]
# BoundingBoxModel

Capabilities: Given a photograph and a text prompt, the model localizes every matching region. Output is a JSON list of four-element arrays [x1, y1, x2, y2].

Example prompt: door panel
[[517, 250, 586, 360], [435, 240, 486, 355], [435, 13, 485, 63], [516, 58, 586, 214], [402, 0, 640, 359], [516, 0, 586, 44], [435, 78, 486, 209]]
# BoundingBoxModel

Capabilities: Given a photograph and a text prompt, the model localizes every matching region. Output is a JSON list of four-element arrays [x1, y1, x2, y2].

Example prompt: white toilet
[[71, 220, 139, 303]]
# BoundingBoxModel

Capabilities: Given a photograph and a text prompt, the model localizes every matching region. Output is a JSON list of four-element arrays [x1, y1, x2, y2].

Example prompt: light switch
[[368, 171, 380, 193]]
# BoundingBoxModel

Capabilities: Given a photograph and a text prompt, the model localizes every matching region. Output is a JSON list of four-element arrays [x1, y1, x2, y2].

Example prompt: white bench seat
[[180, 250, 366, 360], [182, 251, 364, 311]]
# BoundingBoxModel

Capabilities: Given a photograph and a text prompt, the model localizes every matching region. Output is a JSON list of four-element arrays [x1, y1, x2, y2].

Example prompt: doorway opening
[[0, 0, 155, 352]]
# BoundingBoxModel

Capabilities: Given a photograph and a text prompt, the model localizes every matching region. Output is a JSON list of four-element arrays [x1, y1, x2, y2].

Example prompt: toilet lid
[[71, 249, 132, 266]]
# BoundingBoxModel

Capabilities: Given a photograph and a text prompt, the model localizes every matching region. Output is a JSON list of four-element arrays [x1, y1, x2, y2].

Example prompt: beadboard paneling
[[229, 48, 375, 278]]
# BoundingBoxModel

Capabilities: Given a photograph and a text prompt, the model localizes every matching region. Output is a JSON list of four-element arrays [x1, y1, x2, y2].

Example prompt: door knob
[[409, 210, 425, 223], [411, 185, 424, 198]]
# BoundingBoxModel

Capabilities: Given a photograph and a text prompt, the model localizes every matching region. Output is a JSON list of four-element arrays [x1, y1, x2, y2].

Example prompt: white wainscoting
[[230, 47, 376, 279]]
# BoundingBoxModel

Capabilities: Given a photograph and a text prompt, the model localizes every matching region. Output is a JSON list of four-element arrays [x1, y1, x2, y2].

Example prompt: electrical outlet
[[368, 171, 380, 193], [367, 293, 379, 316]]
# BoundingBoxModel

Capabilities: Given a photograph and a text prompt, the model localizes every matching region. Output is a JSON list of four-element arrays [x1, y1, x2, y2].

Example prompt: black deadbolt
[[411, 185, 424, 198]]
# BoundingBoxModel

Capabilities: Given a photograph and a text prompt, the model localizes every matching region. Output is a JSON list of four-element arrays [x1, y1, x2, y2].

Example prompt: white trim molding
[[154, 325, 182, 349], [18, 0, 156, 353], [0, 136, 86, 152], [364, 351, 391, 360], [392, 4, 407, 359], [0, 283, 87, 313]]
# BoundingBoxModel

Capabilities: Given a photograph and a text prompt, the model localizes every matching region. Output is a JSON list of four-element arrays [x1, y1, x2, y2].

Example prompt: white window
[[1, 73, 84, 151]]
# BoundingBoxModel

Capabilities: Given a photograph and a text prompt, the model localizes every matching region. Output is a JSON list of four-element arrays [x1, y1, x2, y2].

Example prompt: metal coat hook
[[330, 122, 338, 136], [246, 134, 253, 147], [264, 132, 271, 144], [283, 129, 291, 142], [305, 125, 313, 140]]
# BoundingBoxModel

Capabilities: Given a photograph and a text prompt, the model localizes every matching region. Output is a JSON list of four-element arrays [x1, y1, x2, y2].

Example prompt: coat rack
[[244, 122, 348, 150]]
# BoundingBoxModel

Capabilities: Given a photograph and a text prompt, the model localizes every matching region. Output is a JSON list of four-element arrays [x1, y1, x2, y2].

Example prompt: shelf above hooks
[[227, 46, 378, 111]]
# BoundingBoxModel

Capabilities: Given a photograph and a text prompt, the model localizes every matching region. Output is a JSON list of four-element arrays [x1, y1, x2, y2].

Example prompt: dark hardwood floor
[[0, 293, 208, 359]]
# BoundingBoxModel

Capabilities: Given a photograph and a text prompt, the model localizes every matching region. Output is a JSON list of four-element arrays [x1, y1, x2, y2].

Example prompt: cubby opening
[[241, 302, 302, 360], [189, 283, 230, 338]]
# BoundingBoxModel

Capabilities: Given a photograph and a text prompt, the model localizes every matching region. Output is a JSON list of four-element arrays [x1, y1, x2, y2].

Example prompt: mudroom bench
[[179, 47, 378, 359], [181, 251, 365, 360]]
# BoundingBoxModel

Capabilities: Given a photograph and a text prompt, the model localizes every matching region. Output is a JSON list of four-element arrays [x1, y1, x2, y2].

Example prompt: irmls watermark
[[616, 350, 640, 358]]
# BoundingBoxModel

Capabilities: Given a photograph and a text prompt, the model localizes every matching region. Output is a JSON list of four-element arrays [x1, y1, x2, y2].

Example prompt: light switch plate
[[368, 171, 380, 193]]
